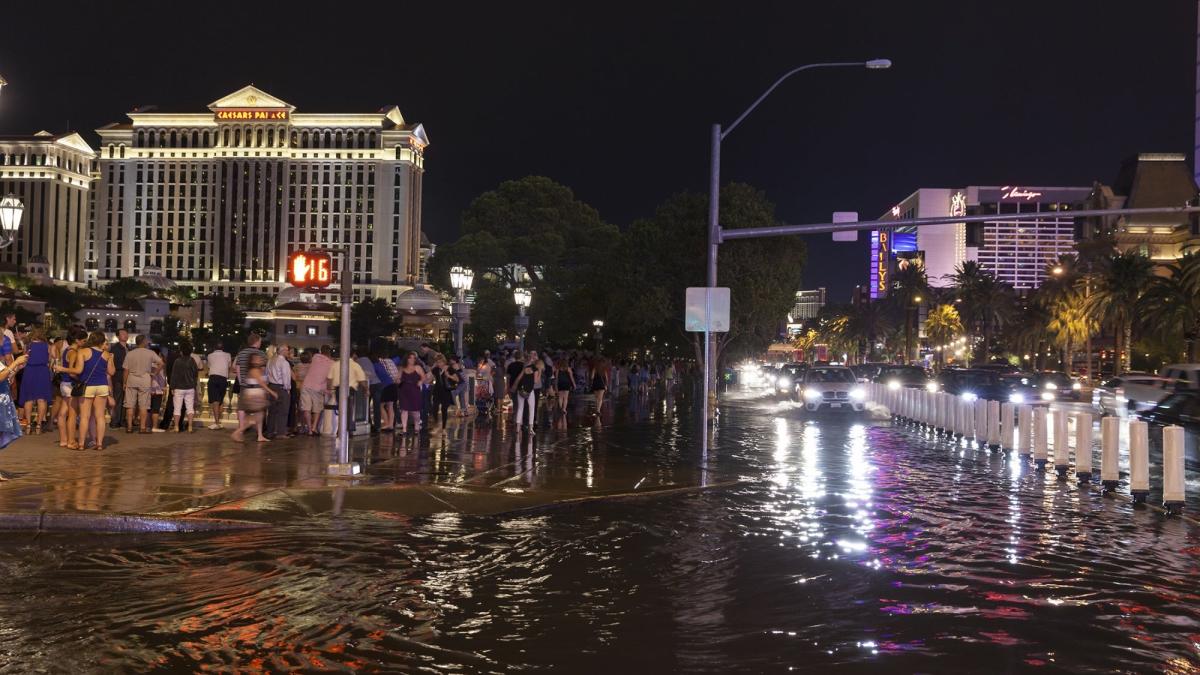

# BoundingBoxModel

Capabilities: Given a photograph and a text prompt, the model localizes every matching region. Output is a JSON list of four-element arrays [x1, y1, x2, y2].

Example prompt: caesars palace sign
[[214, 109, 289, 121]]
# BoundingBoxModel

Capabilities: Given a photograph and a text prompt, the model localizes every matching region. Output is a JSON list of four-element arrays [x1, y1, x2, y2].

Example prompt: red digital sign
[[215, 109, 289, 121], [289, 250, 332, 288]]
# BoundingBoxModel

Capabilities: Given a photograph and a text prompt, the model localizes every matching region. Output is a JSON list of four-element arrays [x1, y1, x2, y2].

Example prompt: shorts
[[124, 385, 151, 410], [59, 382, 73, 398], [83, 385, 110, 399], [300, 388, 327, 413], [207, 375, 228, 405], [173, 388, 195, 413], [150, 393, 163, 413]]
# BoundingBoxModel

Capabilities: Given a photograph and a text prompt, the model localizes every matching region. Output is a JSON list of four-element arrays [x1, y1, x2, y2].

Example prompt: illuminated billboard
[[215, 109, 289, 121], [870, 229, 891, 299]]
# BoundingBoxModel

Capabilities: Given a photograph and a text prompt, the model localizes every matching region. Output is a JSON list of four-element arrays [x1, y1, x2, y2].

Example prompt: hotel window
[[306, 326, 318, 337], [285, 324, 298, 336]]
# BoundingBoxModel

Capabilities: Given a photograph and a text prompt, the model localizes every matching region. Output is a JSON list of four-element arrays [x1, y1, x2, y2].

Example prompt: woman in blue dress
[[18, 327, 52, 434], [0, 352, 29, 480]]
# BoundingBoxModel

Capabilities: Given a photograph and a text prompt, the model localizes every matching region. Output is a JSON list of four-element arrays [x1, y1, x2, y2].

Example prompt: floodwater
[[2, 394, 1199, 672]]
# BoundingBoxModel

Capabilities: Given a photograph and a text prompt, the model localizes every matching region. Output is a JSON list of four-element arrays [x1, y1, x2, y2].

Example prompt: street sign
[[685, 287, 730, 332], [832, 211, 858, 241], [288, 250, 332, 288]]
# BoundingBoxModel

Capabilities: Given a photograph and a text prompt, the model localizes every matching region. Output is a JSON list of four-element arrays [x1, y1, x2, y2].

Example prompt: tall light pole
[[703, 59, 892, 435], [592, 319, 604, 354], [0, 195, 24, 249], [513, 287, 531, 353], [450, 265, 473, 358]]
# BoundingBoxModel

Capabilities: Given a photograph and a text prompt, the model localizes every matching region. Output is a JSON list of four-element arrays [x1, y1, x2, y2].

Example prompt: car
[[1025, 371, 1082, 401], [1159, 364, 1200, 391], [974, 362, 1022, 374], [1093, 374, 1175, 415], [998, 373, 1041, 405], [773, 363, 807, 395], [937, 368, 1023, 403], [851, 362, 889, 383], [799, 365, 866, 412], [1140, 390, 1200, 430], [876, 365, 937, 392]]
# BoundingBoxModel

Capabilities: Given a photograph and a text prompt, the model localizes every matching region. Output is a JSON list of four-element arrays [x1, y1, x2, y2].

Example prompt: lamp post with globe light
[[513, 287, 531, 352], [592, 319, 604, 355], [449, 265, 473, 358], [0, 195, 24, 249]]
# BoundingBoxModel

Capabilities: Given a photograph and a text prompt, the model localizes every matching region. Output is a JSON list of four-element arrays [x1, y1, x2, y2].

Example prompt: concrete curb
[[0, 512, 273, 534]]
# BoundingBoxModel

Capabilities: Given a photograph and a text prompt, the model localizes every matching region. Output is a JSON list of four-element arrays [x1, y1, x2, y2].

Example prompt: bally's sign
[[215, 108, 289, 121]]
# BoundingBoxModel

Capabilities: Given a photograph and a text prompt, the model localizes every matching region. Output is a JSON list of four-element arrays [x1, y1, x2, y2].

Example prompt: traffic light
[[288, 250, 333, 288]]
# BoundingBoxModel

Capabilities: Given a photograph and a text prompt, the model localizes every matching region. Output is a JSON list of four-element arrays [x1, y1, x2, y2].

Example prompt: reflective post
[[1000, 402, 1015, 452], [986, 400, 1001, 450], [1128, 420, 1149, 503], [1162, 425, 1185, 515], [1053, 410, 1070, 479], [973, 398, 988, 446], [1033, 407, 1048, 470], [1074, 412, 1093, 483], [1100, 416, 1120, 491]]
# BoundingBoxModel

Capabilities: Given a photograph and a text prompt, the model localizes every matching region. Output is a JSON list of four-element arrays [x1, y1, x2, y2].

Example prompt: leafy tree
[[1047, 290, 1097, 375], [1085, 251, 1155, 372], [0, 275, 31, 293], [925, 304, 963, 370], [889, 259, 929, 362], [27, 284, 82, 329], [1138, 251, 1200, 362], [330, 298, 401, 350], [208, 295, 247, 346], [103, 278, 153, 306]]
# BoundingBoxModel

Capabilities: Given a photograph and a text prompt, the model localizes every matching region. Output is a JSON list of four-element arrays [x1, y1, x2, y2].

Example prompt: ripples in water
[[1, 405, 1199, 672]]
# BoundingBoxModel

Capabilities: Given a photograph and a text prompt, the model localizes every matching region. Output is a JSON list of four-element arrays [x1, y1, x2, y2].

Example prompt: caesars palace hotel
[[88, 85, 428, 302]]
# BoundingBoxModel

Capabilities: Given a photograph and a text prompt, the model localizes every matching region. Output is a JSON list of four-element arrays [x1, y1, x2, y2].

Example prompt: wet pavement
[[1, 390, 1199, 672]]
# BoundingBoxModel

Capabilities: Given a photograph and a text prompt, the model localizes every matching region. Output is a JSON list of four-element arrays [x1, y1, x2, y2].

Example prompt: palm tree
[[792, 328, 818, 363], [1047, 290, 1097, 375], [948, 261, 1015, 363], [890, 259, 929, 363], [846, 301, 892, 363], [925, 304, 963, 371], [1085, 251, 1155, 372], [1139, 251, 1200, 361]]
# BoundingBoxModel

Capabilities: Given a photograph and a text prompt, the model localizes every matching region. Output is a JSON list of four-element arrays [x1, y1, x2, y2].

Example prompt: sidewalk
[[0, 399, 712, 526]]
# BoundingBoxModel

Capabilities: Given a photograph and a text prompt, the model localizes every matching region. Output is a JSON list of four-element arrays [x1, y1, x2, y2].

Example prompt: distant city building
[[878, 185, 1090, 291], [0, 131, 96, 287], [791, 288, 826, 320], [91, 85, 429, 303], [1085, 153, 1199, 263]]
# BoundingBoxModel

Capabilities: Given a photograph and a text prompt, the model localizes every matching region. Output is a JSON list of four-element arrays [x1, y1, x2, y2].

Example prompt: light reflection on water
[[0, 397, 1199, 671]]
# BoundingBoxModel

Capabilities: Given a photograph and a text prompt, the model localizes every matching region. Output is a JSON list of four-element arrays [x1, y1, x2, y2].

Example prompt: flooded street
[[2, 394, 1199, 672]]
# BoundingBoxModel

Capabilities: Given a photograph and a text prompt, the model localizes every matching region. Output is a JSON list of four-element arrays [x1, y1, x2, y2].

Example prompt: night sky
[[0, 1, 1194, 301]]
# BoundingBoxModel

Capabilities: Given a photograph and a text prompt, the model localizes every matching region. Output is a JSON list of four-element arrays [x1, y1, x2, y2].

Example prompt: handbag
[[71, 353, 103, 398]]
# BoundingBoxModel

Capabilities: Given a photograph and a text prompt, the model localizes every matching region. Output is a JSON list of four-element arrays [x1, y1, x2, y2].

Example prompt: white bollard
[[940, 393, 951, 434], [1053, 409, 1070, 479], [1163, 425, 1186, 515], [1100, 416, 1120, 491], [1074, 412, 1093, 482], [1017, 405, 1033, 456], [1033, 407, 1049, 470], [1128, 419, 1149, 503], [974, 398, 988, 446], [958, 399, 972, 440], [986, 400, 1001, 450], [1000, 402, 1015, 451]]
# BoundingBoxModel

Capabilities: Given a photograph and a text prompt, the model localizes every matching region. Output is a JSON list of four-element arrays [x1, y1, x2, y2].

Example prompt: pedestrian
[[375, 351, 399, 432], [0, 312, 16, 367], [0, 352, 29, 479], [430, 354, 456, 430], [511, 352, 539, 431], [18, 327, 52, 434], [61, 331, 115, 451], [233, 333, 268, 432], [396, 352, 426, 434], [121, 334, 163, 433], [591, 357, 609, 418], [148, 347, 167, 433], [266, 344, 293, 438], [109, 327, 129, 429], [205, 341, 232, 429], [168, 342, 199, 433], [53, 327, 85, 449], [329, 349, 369, 431], [506, 351, 525, 417], [553, 359, 573, 415], [356, 348, 383, 432], [231, 353, 274, 443], [300, 344, 334, 436]]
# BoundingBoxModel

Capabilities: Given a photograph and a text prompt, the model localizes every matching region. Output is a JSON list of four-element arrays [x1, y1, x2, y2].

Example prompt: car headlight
[[961, 392, 978, 402], [887, 380, 901, 391], [850, 387, 865, 400], [1009, 393, 1025, 404], [777, 376, 791, 388], [1041, 392, 1055, 401], [1072, 382, 1082, 390], [925, 381, 939, 392], [1045, 382, 1058, 390], [803, 388, 822, 401]]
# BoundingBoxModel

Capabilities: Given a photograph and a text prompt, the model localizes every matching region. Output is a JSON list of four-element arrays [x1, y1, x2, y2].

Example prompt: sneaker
[[152, 428, 166, 433], [208, 424, 222, 430]]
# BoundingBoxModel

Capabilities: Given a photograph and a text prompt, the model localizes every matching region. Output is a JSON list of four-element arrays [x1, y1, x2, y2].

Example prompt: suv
[[938, 368, 1019, 402], [1160, 364, 1200, 391], [1093, 374, 1174, 414], [800, 366, 866, 412], [1026, 371, 1082, 401], [876, 365, 935, 391]]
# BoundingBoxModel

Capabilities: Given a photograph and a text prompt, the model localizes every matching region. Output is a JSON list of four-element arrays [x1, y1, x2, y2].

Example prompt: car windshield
[[807, 368, 855, 384], [881, 366, 925, 383]]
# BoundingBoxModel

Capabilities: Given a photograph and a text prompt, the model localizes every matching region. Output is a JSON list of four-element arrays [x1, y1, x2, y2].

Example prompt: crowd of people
[[0, 309, 696, 480]]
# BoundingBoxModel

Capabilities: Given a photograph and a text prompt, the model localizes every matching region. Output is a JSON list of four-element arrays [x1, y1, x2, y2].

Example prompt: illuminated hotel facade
[[876, 185, 1090, 292], [92, 85, 428, 302], [0, 131, 96, 287]]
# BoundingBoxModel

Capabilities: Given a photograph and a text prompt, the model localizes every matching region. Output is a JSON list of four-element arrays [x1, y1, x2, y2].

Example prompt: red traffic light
[[288, 250, 333, 288]]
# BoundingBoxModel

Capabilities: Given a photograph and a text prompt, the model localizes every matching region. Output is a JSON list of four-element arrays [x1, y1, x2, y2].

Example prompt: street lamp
[[592, 319, 604, 354], [513, 287, 531, 352], [1051, 265, 1064, 276], [0, 195, 24, 249], [704, 59, 891, 437], [449, 265, 473, 358]]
